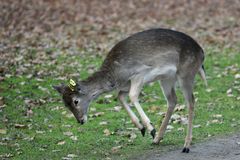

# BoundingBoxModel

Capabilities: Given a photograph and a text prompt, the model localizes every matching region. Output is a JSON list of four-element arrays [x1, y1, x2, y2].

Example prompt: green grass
[[0, 47, 240, 160]]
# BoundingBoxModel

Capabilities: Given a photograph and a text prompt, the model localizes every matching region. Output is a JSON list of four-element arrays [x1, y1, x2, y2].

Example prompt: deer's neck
[[84, 70, 116, 99]]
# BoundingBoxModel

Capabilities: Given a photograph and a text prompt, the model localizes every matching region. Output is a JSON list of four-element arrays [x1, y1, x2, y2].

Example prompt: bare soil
[[134, 134, 240, 160]]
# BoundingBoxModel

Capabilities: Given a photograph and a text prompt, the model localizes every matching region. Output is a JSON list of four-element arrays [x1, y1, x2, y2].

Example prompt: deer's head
[[53, 79, 92, 124]]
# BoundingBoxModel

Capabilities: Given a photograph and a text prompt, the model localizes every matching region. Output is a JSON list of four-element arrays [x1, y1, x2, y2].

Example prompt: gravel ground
[[134, 134, 240, 160]]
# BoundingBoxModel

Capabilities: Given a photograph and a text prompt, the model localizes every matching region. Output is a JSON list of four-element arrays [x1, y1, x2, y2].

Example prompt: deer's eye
[[73, 100, 79, 105]]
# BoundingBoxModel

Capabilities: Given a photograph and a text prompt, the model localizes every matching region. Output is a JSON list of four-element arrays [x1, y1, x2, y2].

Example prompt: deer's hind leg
[[178, 76, 195, 153], [153, 78, 177, 144]]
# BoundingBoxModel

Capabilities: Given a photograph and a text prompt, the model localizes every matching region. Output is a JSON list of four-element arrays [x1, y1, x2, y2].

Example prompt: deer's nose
[[74, 100, 79, 105], [78, 119, 85, 125]]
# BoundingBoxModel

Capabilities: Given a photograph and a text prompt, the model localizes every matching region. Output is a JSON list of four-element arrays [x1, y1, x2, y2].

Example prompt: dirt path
[[134, 134, 240, 160]]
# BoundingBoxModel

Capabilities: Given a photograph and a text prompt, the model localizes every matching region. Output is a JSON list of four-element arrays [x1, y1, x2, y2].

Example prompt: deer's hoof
[[182, 147, 190, 153], [150, 128, 156, 139], [152, 139, 159, 145], [140, 127, 146, 137], [151, 142, 159, 145]]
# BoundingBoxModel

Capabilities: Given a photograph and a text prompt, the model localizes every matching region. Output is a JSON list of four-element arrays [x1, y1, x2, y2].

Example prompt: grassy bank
[[0, 47, 240, 159]]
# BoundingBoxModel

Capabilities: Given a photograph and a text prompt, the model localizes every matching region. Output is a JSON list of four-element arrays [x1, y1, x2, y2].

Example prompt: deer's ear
[[53, 84, 64, 95]]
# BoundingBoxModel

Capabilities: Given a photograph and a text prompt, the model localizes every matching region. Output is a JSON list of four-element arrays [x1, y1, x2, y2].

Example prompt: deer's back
[[101, 29, 204, 85]]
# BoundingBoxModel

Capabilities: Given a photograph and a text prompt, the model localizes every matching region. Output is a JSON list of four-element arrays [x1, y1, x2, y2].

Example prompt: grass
[[0, 47, 240, 160]]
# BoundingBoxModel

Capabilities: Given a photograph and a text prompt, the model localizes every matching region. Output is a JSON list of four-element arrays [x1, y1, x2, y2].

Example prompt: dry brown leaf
[[129, 133, 137, 140], [103, 129, 111, 136], [67, 154, 78, 158], [99, 121, 108, 125], [193, 124, 201, 128], [0, 129, 7, 134], [57, 141, 65, 145], [26, 109, 33, 117], [70, 136, 78, 141], [0, 97, 4, 106], [113, 106, 122, 112], [63, 131, 73, 136], [148, 106, 160, 113], [167, 125, 174, 130], [91, 112, 105, 118], [36, 130, 45, 134], [177, 127, 184, 132], [157, 112, 166, 116], [174, 104, 185, 112], [65, 114, 74, 118], [235, 74, 240, 79], [15, 124, 27, 129], [111, 146, 122, 153], [104, 94, 113, 99], [212, 114, 223, 118]]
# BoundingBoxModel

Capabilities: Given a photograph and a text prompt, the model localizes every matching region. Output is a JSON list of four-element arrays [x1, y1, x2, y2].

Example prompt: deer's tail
[[199, 65, 208, 87]]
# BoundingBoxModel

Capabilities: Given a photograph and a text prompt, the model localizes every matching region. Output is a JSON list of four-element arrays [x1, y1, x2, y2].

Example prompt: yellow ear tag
[[68, 79, 76, 91]]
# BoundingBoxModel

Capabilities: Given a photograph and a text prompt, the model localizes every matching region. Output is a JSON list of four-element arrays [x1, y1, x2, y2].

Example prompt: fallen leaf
[[104, 94, 113, 99], [227, 88, 234, 97], [206, 88, 213, 93], [148, 106, 160, 113], [171, 114, 181, 121], [126, 128, 138, 131], [66, 113, 74, 118], [26, 108, 33, 117], [111, 146, 122, 153], [99, 121, 108, 125], [91, 112, 105, 118], [193, 124, 201, 128], [57, 141, 65, 145], [103, 129, 111, 136], [177, 127, 184, 132], [61, 111, 67, 115], [0, 104, 6, 109], [90, 107, 96, 112], [0, 97, 4, 106], [157, 112, 166, 116], [0, 153, 14, 158], [67, 154, 78, 158], [23, 136, 35, 141], [51, 106, 63, 111], [129, 133, 137, 140], [0, 142, 7, 146], [36, 130, 45, 134], [70, 136, 78, 141], [167, 125, 174, 130], [113, 106, 122, 112], [62, 124, 72, 128], [227, 88, 232, 94], [14, 124, 27, 129], [235, 74, 240, 79], [212, 114, 223, 118], [0, 76, 4, 81], [0, 129, 7, 134], [63, 131, 73, 136], [211, 119, 222, 124], [174, 104, 185, 112], [181, 117, 188, 125]]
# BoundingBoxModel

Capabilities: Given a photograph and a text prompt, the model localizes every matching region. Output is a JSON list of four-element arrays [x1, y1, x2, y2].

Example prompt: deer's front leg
[[118, 91, 146, 136], [129, 78, 156, 138]]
